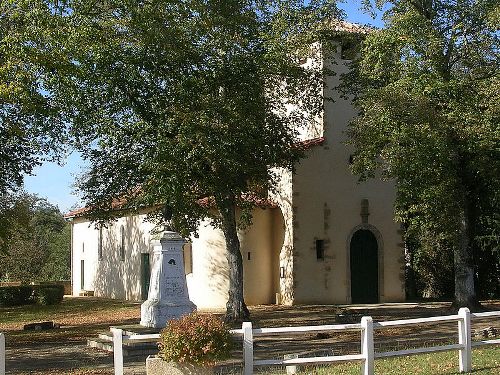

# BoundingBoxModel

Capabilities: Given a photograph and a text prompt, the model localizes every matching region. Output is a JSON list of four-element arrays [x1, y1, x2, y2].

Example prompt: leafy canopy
[[344, 0, 499, 300], [0, 0, 69, 195], [0, 192, 70, 282], [60, 0, 340, 234], [0, 0, 72, 252]]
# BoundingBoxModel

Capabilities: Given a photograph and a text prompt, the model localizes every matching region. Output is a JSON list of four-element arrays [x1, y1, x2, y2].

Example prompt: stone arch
[[346, 224, 384, 303]]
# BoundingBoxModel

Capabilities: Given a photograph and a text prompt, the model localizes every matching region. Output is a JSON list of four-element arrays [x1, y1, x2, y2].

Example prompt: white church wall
[[71, 213, 156, 300], [188, 208, 281, 309], [71, 207, 281, 309], [71, 219, 99, 296]]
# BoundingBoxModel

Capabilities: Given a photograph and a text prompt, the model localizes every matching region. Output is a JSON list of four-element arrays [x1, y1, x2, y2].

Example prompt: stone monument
[[140, 206, 196, 328]]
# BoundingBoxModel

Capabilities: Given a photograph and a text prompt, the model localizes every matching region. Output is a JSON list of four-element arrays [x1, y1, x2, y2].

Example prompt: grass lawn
[[0, 296, 141, 327], [0, 297, 141, 345], [1, 298, 499, 374], [260, 346, 500, 374]]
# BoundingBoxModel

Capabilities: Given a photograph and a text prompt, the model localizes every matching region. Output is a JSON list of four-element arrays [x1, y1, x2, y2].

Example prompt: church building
[[66, 23, 406, 309]]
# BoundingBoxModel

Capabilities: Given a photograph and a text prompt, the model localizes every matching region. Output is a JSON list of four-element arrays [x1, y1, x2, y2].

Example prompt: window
[[341, 40, 358, 60], [98, 226, 103, 260], [80, 260, 85, 289], [316, 239, 325, 260], [119, 225, 125, 261]]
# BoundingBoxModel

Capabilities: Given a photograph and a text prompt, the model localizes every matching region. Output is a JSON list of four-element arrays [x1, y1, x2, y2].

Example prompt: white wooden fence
[[1, 332, 5, 375], [111, 328, 160, 375], [110, 308, 500, 375], [230, 308, 500, 375]]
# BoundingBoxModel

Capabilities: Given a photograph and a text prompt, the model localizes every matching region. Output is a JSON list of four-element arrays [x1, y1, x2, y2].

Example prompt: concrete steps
[[87, 324, 161, 357]]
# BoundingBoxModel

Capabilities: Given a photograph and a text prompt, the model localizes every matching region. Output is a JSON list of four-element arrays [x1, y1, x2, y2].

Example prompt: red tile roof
[[64, 195, 137, 219], [197, 194, 277, 209], [66, 193, 277, 218], [65, 136, 325, 218], [296, 136, 325, 150]]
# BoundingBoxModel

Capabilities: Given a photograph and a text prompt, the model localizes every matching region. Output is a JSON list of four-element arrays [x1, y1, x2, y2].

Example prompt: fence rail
[[111, 307, 500, 375], [1, 332, 5, 375], [232, 308, 500, 375]]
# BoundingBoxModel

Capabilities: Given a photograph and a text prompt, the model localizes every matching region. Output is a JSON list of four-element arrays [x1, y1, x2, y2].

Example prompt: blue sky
[[23, 0, 386, 213]]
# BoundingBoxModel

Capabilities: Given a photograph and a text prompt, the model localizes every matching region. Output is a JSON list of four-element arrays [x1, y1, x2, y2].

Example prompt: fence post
[[284, 353, 298, 374], [361, 316, 374, 375], [242, 322, 254, 375], [458, 308, 471, 372], [111, 328, 124, 375], [0, 332, 5, 375]]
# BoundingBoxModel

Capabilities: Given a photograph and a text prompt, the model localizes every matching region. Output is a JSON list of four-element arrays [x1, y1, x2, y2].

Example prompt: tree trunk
[[216, 194, 250, 323], [404, 237, 418, 300], [452, 196, 482, 312]]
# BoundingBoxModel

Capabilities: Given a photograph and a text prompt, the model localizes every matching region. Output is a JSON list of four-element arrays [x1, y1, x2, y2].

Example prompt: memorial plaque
[[140, 230, 196, 328]]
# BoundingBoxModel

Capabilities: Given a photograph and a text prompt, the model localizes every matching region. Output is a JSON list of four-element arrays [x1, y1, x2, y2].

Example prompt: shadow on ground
[[3, 299, 500, 374]]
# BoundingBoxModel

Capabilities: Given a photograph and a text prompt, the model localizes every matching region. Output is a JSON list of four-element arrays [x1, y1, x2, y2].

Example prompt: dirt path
[[3, 300, 500, 374], [5, 338, 146, 375]]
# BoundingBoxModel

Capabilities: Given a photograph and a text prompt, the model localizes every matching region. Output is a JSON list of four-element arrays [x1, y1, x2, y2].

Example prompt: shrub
[[0, 283, 64, 307], [0, 285, 33, 306], [33, 284, 65, 305], [158, 312, 233, 365]]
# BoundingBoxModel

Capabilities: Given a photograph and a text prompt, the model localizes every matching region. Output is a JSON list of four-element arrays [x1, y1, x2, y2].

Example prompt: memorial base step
[[87, 324, 161, 357]]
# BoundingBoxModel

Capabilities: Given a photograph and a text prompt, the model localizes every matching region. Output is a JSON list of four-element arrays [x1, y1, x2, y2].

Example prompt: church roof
[[327, 20, 372, 34], [297, 136, 325, 150], [65, 136, 325, 218]]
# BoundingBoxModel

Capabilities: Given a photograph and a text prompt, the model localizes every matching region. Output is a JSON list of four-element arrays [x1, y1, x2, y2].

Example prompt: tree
[[0, 193, 70, 282], [52, 0, 340, 321], [343, 0, 499, 309], [0, 0, 69, 251]]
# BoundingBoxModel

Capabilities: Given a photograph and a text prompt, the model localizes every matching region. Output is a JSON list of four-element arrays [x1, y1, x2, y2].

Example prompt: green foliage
[[158, 313, 232, 365], [60, 0, 339, 232], [342, 0, 500, 303], [0, 0, 68, 197], [409, 232, 455, 299], [0, 193, 70, 282], [48, 0, 341, 320], [0, 284, 64, 306], [33, 284, 65, 305], [0, 285, 33, 307], [0, 0, 70, 253]]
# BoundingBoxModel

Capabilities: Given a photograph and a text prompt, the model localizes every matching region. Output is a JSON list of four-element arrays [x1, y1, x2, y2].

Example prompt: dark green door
[[80, 260, 85, 290], [141, 253, 151, 300], [350, 229, 379, 303]]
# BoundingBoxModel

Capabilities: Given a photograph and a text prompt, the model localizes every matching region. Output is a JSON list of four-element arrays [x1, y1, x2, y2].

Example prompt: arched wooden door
[[350, 229, 379, 303]]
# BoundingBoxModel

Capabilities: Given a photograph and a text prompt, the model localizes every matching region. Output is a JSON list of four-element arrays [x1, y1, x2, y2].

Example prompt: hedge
[[0, 284, 65, 307], [0, 285, 33, 306], [33, 284, 65, 305]]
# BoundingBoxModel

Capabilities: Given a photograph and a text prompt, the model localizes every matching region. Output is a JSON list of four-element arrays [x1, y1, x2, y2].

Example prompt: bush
[[0, 284, 64, 307], [158, 312, 233, 365], [0, 285, 33, 306], [33, 284, 65, 305]]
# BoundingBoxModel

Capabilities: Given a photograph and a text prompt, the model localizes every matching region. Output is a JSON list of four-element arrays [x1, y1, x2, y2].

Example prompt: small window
[[341, 40, 358, 60], [119, 225, 125, 261], [98, 226, 103, 260], [316, 240, 325, 260]]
